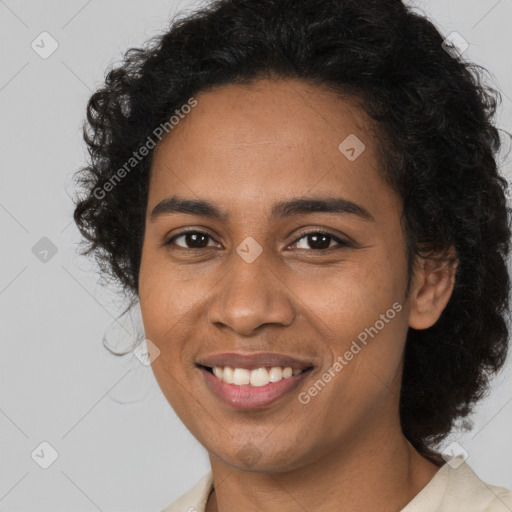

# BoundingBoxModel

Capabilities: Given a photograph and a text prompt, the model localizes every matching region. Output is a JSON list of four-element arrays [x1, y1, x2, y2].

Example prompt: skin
[[138, 77, 458, 512]]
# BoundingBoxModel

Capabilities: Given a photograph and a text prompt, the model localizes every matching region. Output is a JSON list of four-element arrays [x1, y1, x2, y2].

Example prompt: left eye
[[290, 231, 351, 251], [164, 230, 351, 251]]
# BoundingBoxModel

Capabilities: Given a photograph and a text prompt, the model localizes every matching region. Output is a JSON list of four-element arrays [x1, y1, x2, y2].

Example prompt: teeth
[[250, 368, 269, 387], [211, 366, 305, 386], [233, 368, 250, 385], [222, 366, 234, 384], [282, 367, 293, 379], [268, 367, 282, 382]]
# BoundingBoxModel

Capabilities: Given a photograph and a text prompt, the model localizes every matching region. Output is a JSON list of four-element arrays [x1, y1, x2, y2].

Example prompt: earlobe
[[408, 247, 458, 330]]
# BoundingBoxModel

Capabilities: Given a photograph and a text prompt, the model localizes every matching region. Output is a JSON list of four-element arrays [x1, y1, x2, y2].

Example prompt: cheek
[[138, 249, 206, 388], [295, 260, 402, 334], [139, 247, 198, 335], [290, 257, 409, 394], [138, 257, 196, 412]]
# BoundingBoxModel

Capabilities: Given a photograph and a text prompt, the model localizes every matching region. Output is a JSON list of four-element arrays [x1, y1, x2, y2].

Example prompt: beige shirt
[[161, 456, 512, 512]]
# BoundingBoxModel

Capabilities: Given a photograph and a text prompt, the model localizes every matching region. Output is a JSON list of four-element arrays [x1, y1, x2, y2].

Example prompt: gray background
[[0, 0, 511, 510]]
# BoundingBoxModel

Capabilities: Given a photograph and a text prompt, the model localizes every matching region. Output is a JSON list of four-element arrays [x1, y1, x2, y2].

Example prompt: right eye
[[164, 230, 220, 249]]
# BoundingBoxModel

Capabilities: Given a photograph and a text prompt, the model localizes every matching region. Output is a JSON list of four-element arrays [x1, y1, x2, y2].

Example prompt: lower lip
[[198, 366, 311, 409]]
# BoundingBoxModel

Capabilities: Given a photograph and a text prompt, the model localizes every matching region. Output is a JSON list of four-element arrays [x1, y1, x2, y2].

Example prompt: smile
[[197, 364, 314, 409]]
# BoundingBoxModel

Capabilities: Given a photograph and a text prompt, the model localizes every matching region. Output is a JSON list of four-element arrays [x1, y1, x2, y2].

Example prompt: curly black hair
[[73, 0, 512, 465]]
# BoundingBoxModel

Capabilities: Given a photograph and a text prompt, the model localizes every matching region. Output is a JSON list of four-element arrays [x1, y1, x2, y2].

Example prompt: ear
[[408, 246, 458, 330]]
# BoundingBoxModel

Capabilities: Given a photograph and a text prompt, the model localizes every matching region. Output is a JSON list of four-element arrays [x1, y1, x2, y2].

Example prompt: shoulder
[[481, 483, 512, 512], [444, 460, 512, 512], [402, 457, 512, 512], [160, 471, 214, 512]]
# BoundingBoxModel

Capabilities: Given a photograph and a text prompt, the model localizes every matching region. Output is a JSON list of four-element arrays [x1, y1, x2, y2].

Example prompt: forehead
[[149, 78, 398, 220]]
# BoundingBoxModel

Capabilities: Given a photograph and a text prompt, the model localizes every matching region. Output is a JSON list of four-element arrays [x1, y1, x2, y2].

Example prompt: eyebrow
[[150, 194, 374, 222]]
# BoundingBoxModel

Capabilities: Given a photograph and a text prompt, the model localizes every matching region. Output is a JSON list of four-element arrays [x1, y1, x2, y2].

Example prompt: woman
[[73, 0, 512, 510]]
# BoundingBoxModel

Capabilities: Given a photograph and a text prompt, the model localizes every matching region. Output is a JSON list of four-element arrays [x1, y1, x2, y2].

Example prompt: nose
[[207, 249, 295, 336]]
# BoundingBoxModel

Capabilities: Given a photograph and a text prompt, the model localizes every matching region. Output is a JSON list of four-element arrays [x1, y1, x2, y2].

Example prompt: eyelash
[[164, 229, 353, 251]]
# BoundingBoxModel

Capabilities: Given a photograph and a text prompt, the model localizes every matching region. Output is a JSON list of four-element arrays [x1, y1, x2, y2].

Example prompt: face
[[139, 78, 416, 472]]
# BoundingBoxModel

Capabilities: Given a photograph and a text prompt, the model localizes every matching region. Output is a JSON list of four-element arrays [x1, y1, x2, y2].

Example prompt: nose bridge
[[207, 244, 295, 334]]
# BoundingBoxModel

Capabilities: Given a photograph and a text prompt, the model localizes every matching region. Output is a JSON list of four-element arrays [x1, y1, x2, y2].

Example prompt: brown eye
[[164, 229, 352, 252], [165, 230, 217, 249], [290, 231, 352, 251]]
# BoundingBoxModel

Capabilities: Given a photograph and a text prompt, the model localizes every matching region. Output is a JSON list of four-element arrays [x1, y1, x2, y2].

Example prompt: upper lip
[[196, 352, 316, 371]]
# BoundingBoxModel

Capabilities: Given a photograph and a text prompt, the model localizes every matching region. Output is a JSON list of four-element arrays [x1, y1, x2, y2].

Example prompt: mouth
[[197, 364, 313, 384], [195, 354, 315, 410]]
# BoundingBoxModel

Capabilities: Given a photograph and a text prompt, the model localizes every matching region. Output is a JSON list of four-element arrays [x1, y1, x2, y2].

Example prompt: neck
[[205, 425, 441, 512]]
